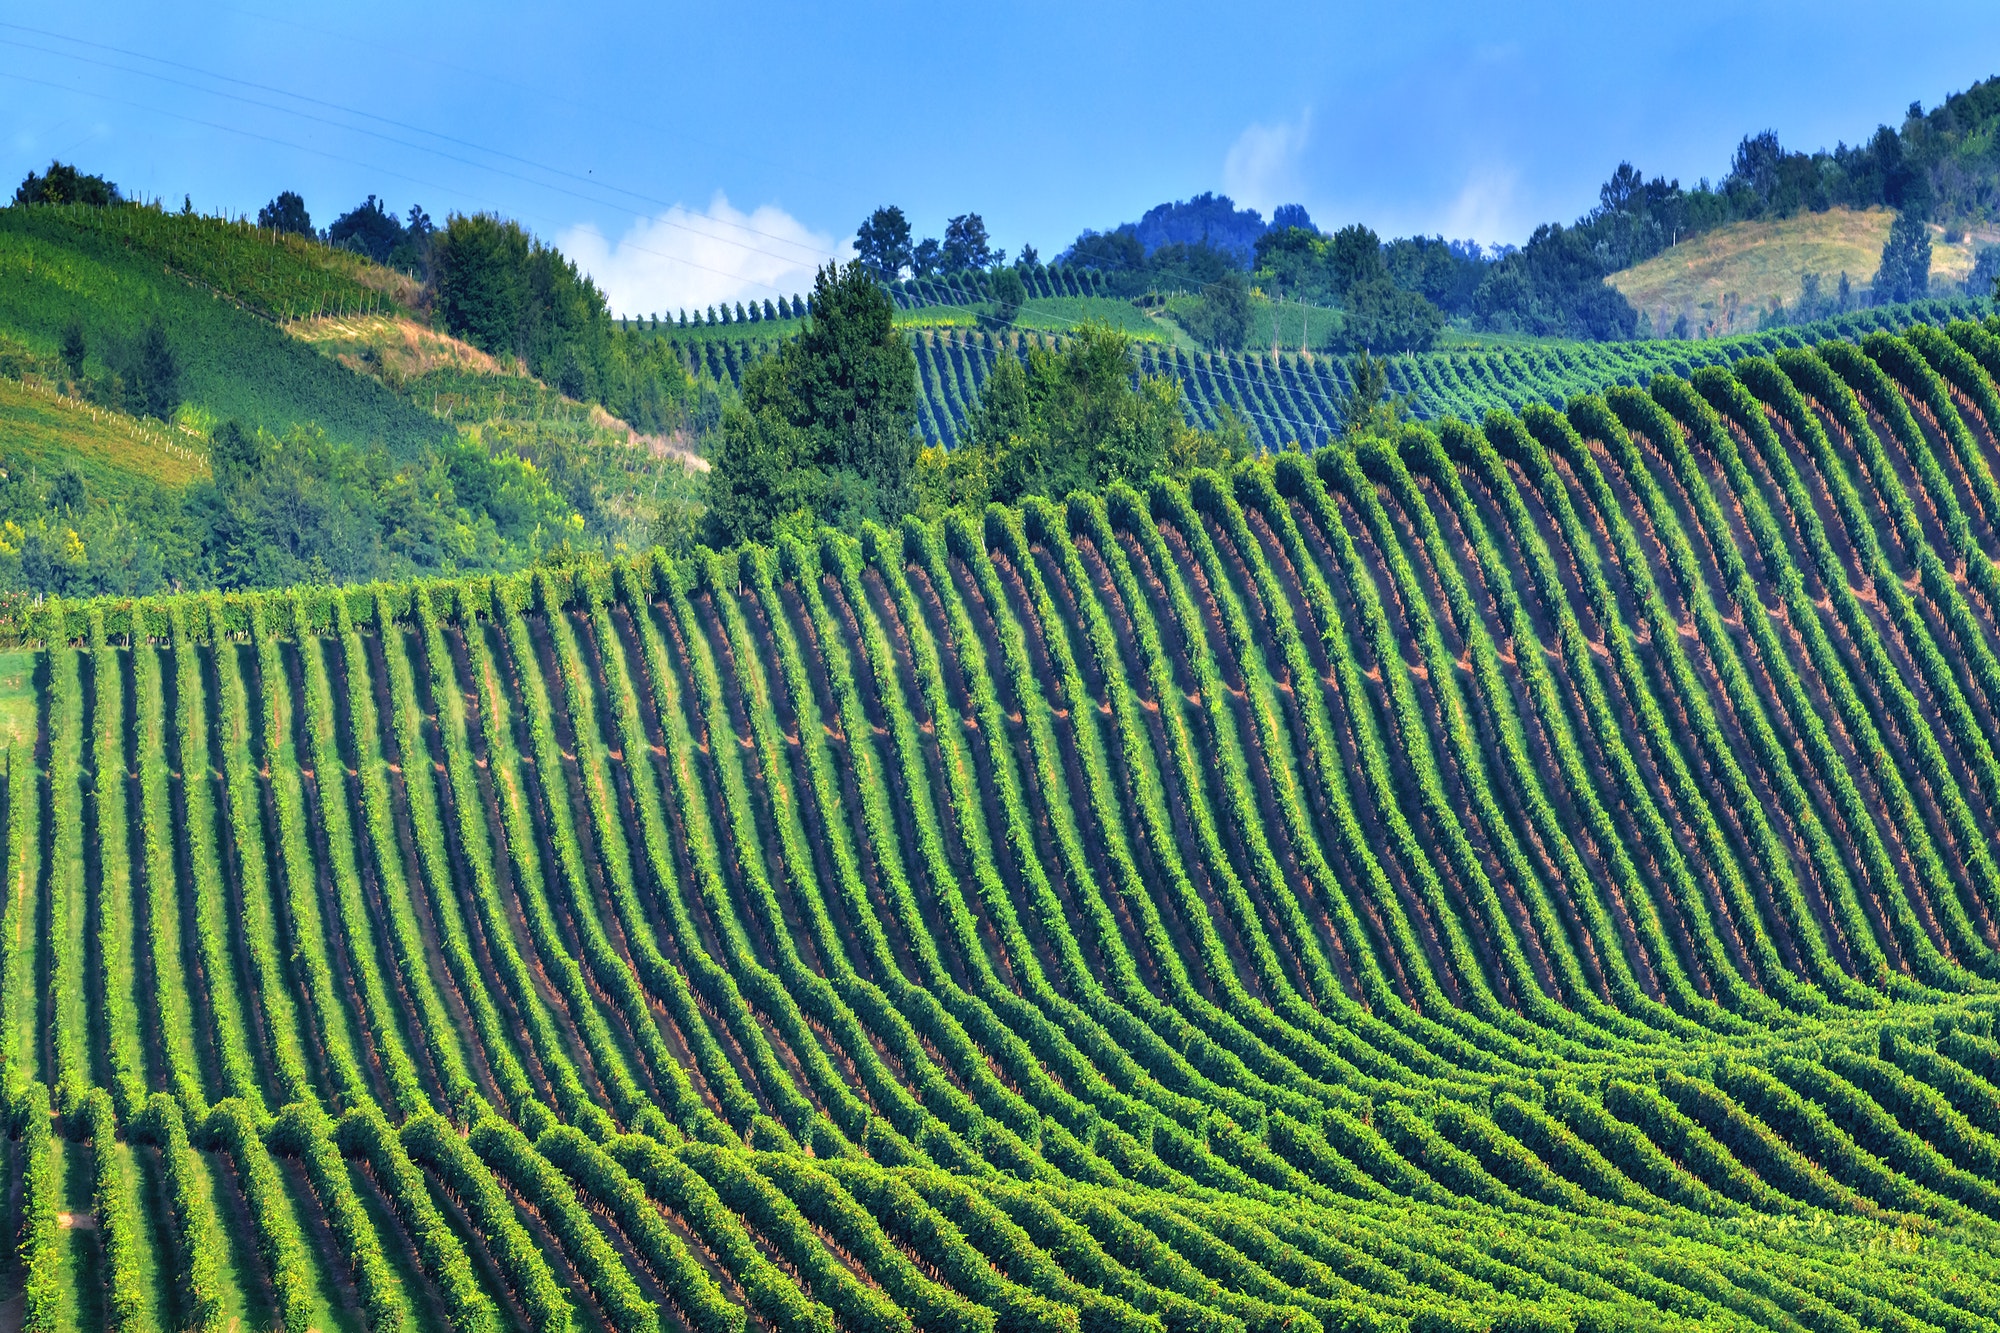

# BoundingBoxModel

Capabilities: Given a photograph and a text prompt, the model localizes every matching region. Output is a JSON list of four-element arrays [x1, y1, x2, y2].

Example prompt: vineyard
[[0, 204, 443, 456], [14, 319, 2000, 1330], [680, 296, 1993, 452]]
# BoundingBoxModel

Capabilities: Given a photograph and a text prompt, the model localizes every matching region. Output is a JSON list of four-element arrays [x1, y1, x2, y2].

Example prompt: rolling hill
[[0, 204, 699, 592], [0, 203, 441, 455], [1608, 206, 1999, 336], [3, 323, 2000, 1330]]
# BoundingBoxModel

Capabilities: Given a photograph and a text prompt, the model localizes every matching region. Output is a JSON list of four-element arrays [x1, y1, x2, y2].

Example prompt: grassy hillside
[[0, 377, 206, 495], [0, 207, 703, 594], [4, 326, 2000, 1330], [1609, 206, 1999, 335], [0, 205, 443, 455]]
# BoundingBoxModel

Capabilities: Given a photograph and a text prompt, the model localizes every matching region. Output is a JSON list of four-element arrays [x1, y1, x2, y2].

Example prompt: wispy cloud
[[1442, 165, 1524, 246], [558, 193, 851, 317], [1222, 110, 1312, 216]]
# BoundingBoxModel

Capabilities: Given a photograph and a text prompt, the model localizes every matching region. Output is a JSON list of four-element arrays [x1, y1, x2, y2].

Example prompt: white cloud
[[1222, 110, 1312, 217], [1442, 166, 1525, 248], [558, 193, 852, 318]]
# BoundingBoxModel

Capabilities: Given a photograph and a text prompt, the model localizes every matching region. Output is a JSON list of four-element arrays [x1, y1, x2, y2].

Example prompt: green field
[[0, 378, 207, 495], [697, 294, 1994, 450], [1, 321, 2000, 1330]]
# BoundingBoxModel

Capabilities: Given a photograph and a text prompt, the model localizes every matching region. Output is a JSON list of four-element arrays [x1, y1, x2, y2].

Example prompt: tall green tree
[[1182, 270, 1251, 350], [856, 206, 914, 284], [704, 261, 920, 544], [130, 322, 181, 421], [1874, 209, 1932, 304], [946, 323, 1243, 506], [942, 214, 995, 272], [58, 318, 86, 382], [257, 191, 313, 237], [14, 161, 120, 206], [987, 267, 1028, 326]]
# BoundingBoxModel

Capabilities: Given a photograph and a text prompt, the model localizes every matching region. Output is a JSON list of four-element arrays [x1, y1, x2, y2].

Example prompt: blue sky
[[8, 2, 2000, 315]]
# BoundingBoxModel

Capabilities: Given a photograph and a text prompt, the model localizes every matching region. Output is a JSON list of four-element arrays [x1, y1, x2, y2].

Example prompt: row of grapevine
[[11, 314, 2000, 1326], [690, 295, 1992, 454]]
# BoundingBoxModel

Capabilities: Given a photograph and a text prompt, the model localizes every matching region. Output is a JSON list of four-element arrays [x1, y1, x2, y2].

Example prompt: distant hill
[[1608, 207, 1999, 336], [1062, 192, 1312, 267]]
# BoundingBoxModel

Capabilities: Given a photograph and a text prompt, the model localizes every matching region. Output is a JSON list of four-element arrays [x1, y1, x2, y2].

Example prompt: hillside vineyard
[[18, 330, 2000, 1333], [680, 297, 1991, 454]]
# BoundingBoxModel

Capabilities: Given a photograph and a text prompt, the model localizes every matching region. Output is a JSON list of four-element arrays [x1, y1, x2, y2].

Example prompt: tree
[[209, 420, 270, 491], [704, 261, 920, 544], [1254, 226, 1332, 301], [126, 322, 181, 421], [856, 206, 914, 284], [942, 214, 995, 272], [1337, 351, 1404, 442], [1338, 279, 1443, 353], [950, 323, 1237, 504], [14, 161, 120, 206], [1971, 246, 2000, 299], [988, 267, 1027, 326], [59, 318, 86, 382], [1064, 229, 1146, 274], [258, 191, 313, 236], [735, 302, 748, 323], [912, 238, 943, 278], [1018, 243, 1040, 268], [1180, 270, 1251, 350], [1875, 209, 1932, 304], [1327, 224, 1385, 298], [328, 196, 407, 264], [1472, 221, 1638, 339], [433, 214, 531, 351]]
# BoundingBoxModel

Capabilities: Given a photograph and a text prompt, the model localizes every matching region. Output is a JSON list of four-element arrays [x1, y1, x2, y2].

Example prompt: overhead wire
[[0, 67, 818, 300], [0, 28, 1511, 441], [0, 33, 843, 273]]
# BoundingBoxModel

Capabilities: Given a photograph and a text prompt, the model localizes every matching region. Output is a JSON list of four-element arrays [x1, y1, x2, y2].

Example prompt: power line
[[0, 67, 825, 300], [0, 33, 845, 272], [0, 44, 1578, 433]]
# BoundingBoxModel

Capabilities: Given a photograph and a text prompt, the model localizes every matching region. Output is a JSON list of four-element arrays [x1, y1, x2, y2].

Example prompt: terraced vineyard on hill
[[15, 320, 2000, 1330], [682, 296, 1993, 452]]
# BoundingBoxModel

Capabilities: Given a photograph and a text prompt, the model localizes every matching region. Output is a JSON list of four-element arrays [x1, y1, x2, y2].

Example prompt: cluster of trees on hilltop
[[856, 207, 1012, 283], [1045, 76, 2000, 344], [252, 189, 438, 273], [1070, 193, 1315, 269]]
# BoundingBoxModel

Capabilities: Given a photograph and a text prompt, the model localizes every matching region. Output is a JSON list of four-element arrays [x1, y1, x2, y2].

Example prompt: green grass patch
[[194, 1147, 276, 1333], [123, 1143, 174, 1333], [0, 650, 38, 754], [274, 1154, 365, 1333], [52, 1137, 103, 1333], [0, 379, 206, 495]]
